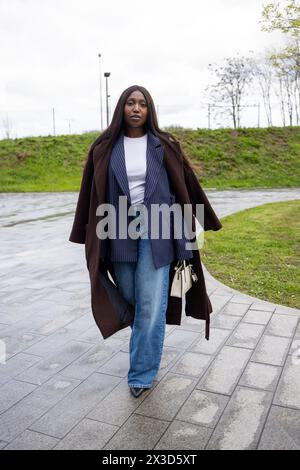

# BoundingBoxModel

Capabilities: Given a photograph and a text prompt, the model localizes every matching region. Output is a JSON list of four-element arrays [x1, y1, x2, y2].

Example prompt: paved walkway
[[0, 188, 299, 450]]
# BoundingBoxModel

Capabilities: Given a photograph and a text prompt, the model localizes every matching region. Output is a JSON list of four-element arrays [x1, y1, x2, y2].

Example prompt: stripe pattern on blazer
[[100, 129, 193, 268]]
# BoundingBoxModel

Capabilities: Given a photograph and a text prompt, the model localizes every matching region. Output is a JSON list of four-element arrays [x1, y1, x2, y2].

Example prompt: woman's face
[[123, 90, 148, 129]]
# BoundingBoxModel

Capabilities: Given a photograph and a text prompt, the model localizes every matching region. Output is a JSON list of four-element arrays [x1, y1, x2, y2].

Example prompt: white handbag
[[170, 260, 198, 298]]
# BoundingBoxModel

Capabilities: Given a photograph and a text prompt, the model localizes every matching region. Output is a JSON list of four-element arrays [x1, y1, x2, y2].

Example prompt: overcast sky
[[0, 0, 285, 138]]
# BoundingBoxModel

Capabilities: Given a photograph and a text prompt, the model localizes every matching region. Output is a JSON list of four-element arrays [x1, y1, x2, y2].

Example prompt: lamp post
[[98, 53, 103, 132], [104, 72, 110, 127], [52, 107, 56, 136]]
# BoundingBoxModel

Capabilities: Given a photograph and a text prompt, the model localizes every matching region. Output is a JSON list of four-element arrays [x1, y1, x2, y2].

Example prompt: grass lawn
[[0, 126, 300, 191], [200, 199, 300, 309]]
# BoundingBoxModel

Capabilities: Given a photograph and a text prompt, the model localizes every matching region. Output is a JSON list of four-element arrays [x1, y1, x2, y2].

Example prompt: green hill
[[0, 126, 299, 192]]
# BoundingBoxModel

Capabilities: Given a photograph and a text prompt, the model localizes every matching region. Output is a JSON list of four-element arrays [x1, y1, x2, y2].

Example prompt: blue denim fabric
[[112, 218, 170, 389]]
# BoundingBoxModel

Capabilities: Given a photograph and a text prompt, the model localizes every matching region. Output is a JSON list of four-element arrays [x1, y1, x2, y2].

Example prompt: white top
[[123, 133, 147, 206]]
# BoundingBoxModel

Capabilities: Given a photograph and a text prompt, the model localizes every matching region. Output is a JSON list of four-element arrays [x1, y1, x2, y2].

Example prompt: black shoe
[[129, 387, 147, 398]]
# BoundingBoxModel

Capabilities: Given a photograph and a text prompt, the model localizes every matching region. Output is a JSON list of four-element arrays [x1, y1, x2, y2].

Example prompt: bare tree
[[260, 1, 300, 125], [276, 73, 287, 126], [251, 52, 275, 126], [285, 37, 300, 124], [2, 114, 13, 139], [269, 44, 300, 125], [205, 55, 254, 128]]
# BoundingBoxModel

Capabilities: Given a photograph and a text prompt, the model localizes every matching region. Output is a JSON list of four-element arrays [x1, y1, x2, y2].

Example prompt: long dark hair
[[89, 84, 194, 169]]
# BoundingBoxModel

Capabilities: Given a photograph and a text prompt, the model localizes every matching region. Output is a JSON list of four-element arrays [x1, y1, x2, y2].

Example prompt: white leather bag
[[170, 260, 198, 298]]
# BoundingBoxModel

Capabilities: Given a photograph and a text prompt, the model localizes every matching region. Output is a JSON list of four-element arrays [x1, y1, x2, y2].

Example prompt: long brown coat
[[69, 135, 223, 340]]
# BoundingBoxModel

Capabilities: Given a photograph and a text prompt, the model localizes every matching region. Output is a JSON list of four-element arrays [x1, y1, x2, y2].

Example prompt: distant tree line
[[205, 0, 300, 128]]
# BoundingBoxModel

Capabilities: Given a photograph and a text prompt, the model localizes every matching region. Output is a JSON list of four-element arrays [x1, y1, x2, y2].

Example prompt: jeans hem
[[128, 384, 152, 389]]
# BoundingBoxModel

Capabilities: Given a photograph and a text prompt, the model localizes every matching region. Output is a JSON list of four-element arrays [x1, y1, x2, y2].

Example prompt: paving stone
[[295, 320, 300, 338], [5, 307, 89, 338], [4, 430, 59, 450], [33, 309, 87, 336], [206, 386, 273, 450], [22, 327, 86, 357], [103, 413, 169, 450], [258, 405, 300, 450], [252, 335, 291, 366], [98, 351, 129, 377], [75, 324, 107, 343], [54, 418, 118, 450], [230, 295, 255, 305], [0, 374, 81, 442], [239, 362, 281, 391], [211, 286, 235, 295], [0, 352, 41, 378], [226, 323, 265, 349], [176, 390, 229, 428], [197, 346, 252, 395], [16, 340, 94, 385], [165, 324, 178, 335], [243, 310, 273, 325], [250, 303, 275, 312], [0, 323, 10, 332], [265, 314, 299, 338], [0, 276, 34, 291], [0, 300, 68, 324], [288, 337, 300, 358], [110, 326, 131, 341], [163, 329, 200, 350], [274, 306, 300, 316], [0, 375, 12, 387], [0, 289, 39, 305], [0, 303, 32, 325], [120, 342, 130, 353], [23, 287, 90, 308], [273, 355, 300, 409], [30, 373, 121, 438], [211, 314, 241, 330], [180, 316, 206, 333], [58, 339, 123, 380], [0, 379, 36, 414], [154, 420, 212, 450], [0, 314, 52, 336], [209, 295, 236, 314], [155, 347, 183, 381], [220, 302, 250, 317], [170, 352, 212, 377], [88, 379, 154, 426], [61, 312, 95, 332], [135, 373, 197, 421], [1, 330, 45, 360], [191, 328, 231, 355]]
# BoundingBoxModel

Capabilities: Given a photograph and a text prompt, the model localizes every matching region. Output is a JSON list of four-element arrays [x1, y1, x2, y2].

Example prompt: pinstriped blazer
[[100, 129, 193, 268]]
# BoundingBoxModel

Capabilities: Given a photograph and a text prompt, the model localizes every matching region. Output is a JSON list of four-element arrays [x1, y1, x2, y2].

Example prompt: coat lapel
[[110, 130, 164, 206], [109, 131, 131, 202], [143, 131, 164, 206]]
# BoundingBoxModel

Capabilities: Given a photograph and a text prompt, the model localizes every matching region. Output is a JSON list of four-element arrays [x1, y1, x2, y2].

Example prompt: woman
[[69, 85, 223, 398]]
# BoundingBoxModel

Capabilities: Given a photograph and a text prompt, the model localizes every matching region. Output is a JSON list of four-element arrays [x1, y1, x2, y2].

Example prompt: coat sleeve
[[182, 153, 223, 232], [69, 146, 94, 244]]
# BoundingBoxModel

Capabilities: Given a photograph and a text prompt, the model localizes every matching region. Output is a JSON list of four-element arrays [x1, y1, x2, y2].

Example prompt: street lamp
[[98, 53, 103, 132], [104, 72, 110, 127]]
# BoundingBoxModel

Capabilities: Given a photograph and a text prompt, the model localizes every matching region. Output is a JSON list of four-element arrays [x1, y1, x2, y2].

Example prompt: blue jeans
[[112, 222, 171, 389]]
